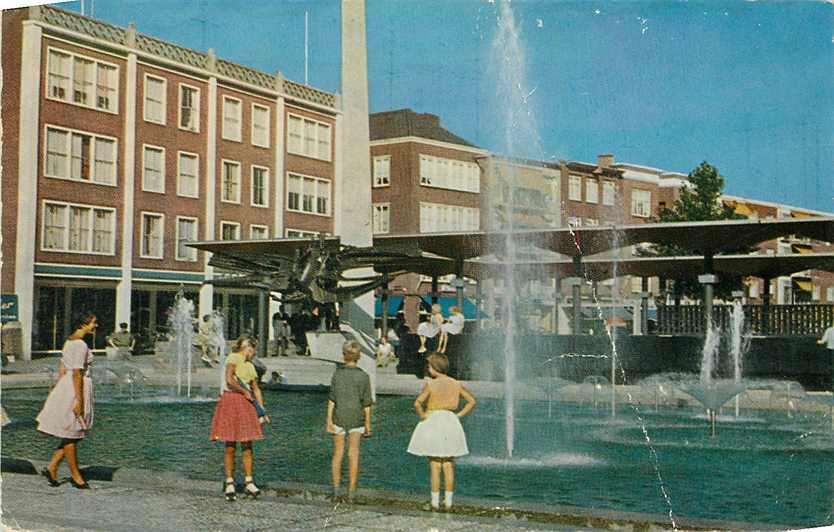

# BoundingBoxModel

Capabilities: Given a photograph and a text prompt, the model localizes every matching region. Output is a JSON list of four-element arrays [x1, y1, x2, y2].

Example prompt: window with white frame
[[585, 179, 599, 204], [373, 156, 390, 187], [287, 173, 331, 216], [567, 216, 582, 228], [251, 104, 270, 147], [220, 221, 240, 241], [568, 175, 582, 201], [286, 113, 331, 161], [221, 161, 241, 203], [602, 181, 616, 206], [251, 166, 269, 207], [372, 203, 390, 234], [584, 218, 599, 226], [418, 155, 479, 192], [143, 74, 166, 124], [179, 84, 200, 132], [175, 217, 198, 261], [42, 201, 115, 254], [45, 126, 117, 185], [141, 212, 164, 258], [222, 96, 242, 141], [827, 287, 834, 302], [419, 202, 479, 233], [813, 286, 821, 301], [47, 48, 118, 113], [177, 152, 199, 198], [286, 229, 319, 239], [631, 189, 652, 218], [250, 225, 269, 239], [142, 145, 165, 193]]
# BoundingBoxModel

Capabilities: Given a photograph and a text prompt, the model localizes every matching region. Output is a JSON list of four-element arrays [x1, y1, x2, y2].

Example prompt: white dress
[[36, 339, 94, 439], [407, 379, 469, 458], [441, 313, 465, 335], [417, 321, 440, 339]]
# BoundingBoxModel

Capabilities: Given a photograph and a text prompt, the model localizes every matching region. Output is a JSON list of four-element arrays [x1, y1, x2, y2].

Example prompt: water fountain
[[729, 300, 751, 416], [167, 290, 196, 397]]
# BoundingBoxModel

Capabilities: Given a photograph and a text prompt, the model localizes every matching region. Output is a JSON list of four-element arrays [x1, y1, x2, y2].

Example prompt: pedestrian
[[210, 335, 266, 501], [107, 322, 135, 357], [326, 340, 373, 502], [438, 305, 465, 354], [375, 335, 397, 368], [36, 313, 98, 489], [817, 321, 834, 392], [407, 352, 476, 512], [417, 304, 443, 354]]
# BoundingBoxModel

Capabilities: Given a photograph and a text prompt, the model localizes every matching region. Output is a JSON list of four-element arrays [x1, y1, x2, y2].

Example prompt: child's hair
[[431, 304, 441, 314], [426, 352, 449, 375], [342, 340, 361, 362], [232, 335, 257, 353], [72, 312, 97, 332]]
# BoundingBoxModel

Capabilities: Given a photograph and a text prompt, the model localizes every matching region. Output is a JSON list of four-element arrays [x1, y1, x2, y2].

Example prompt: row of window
[[287, 114, 331, 161], [287, 173, 331, 216], [567, 175, 617, 206], [419, 202, 480, 233], [566, 217, 599, 227], [47, 48, 118, 113], [418, 155, 480, 193], [219, 160, 269, 206], [143, 74, 202, 133]]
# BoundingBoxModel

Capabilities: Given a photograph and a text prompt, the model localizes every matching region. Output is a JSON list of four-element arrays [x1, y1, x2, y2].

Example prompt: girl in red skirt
[[210, 335, 266, 501]]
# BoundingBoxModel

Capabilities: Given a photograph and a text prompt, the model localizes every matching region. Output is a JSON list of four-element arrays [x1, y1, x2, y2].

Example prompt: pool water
[[3, 387, 833, 528]]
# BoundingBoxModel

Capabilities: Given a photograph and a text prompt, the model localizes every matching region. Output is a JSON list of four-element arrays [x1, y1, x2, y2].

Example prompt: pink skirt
[[36, 374, 94, 439], [209, 391, 263, 442]]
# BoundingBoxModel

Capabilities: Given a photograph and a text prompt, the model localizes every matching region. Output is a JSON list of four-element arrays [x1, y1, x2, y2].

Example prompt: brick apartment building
[[1, 5, 343, 358]]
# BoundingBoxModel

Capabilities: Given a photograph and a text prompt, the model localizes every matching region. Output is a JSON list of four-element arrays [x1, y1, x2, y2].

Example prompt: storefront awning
[[792, 279, 813, 292], [374, 295, 404, 318], [420, 296, 482, 320]]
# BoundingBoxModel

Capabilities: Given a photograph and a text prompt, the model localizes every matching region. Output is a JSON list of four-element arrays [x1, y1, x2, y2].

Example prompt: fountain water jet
[[167, 290, 196, 397]]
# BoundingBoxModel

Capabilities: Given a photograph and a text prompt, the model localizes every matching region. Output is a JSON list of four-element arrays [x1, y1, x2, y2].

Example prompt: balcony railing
[[656, 303, 834, 336]]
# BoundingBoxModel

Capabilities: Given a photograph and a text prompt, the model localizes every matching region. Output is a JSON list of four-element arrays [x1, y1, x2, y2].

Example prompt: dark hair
[[426, 353, 449, 375], [232, 335, 257, 353], [119, 322, 128, 329], [72, 313, 97, 332]]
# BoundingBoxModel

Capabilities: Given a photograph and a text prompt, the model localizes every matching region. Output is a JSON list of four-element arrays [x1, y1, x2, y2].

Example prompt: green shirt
[[109, 331, 134, 348], [329, 366, 372, 430]]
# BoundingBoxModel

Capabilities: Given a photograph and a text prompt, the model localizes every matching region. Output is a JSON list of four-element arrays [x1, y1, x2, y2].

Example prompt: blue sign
[[1, 295, 18, 323]]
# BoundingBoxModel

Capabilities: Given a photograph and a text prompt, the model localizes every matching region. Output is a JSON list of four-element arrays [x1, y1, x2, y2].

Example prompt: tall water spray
[[208, 311, 228, 389], [490, 0, 543, 457], [729, 300, 749, 416], [699, 324, 721, 385], [168, 293, 195, 397]]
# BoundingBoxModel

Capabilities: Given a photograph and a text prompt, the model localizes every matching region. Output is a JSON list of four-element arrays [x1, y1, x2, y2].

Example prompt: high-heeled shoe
[[69, 478, 90, 490], [40, 468, 60, 487]]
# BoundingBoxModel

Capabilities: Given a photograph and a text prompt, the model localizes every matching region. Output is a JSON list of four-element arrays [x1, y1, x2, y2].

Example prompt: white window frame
[[175, 216, 199, 262], [250, 165, 270, 208], [418, 154, 479, 193], [251, 103, 270, 148], [40, 200, 116, 255], [177, 151, 200, 198], [250, 224, 269, 239], [141, 144, 166, 194], [178, 83, 201, 133], [140, 211, 165, 259], [220, 221, 241, 241], [602, 181, 616, 206], [43, 124, 118, 186], [46, 47, 119, 114], [286, 112, 331, 161], [372, 203, 390, 234], [567, 216, 582, 228], [286, 172, 332, 217], [630, 189, 652, 218], [584, 218, 599, 226], [585, 179, 599, 204], [827, 286, 834, 303], [568, 175, 582, 202], [143, 74, 167, 125], [222, 95, 243, 142], [418, 202, 479, 233], [285, 228, 320, 239], [373, 155, 391, 187], [220, 159, 241, 204]]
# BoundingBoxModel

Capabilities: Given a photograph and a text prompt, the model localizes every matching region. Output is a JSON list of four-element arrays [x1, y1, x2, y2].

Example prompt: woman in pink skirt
[[210, 335, 265, 501], [36, 313, 97, 489]]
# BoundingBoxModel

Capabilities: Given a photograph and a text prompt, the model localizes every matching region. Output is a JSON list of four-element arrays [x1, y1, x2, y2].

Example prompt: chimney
[[597, 154, 614, 168]]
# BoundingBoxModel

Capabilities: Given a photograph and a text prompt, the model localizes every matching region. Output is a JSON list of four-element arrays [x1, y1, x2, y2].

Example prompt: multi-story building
[[1, 5, 343, 358]]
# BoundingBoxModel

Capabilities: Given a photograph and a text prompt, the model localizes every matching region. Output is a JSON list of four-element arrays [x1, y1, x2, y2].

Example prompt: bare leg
[[347, 431, 363, 492], [418, 336, 427, 353], [429, 458, 442, 493], [442, 459, 455, 492], [62, 442, 85, 484], [224, 442, 236, 479], [331, 434, 345, 490], [46, 447, 65, 479], [439, 333, 448, 353], [241, 442, 253, 478]]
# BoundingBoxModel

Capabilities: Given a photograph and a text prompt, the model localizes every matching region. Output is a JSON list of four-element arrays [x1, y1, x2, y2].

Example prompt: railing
[[657, 304, 834, 336]]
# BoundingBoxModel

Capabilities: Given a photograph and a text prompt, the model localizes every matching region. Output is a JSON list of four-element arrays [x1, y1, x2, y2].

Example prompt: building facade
[[1, 5, 343, 358]]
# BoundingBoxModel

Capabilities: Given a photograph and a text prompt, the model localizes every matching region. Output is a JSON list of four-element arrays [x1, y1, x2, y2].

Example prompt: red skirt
[[210, 391, 263, 442]]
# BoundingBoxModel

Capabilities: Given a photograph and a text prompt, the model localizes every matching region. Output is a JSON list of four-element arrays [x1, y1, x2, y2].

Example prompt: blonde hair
[[232, 335, 257, 353], [426, 352, 449, 375], [342, 340, 361, 363]]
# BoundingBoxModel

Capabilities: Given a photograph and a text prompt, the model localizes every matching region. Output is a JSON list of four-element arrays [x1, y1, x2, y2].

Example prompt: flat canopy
[[464, 253, 834, 281]]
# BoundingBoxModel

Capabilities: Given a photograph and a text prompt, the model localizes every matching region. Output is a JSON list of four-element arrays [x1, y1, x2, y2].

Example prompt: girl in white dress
[[407, 353, 476, 511], [36, 313, 97, 489]]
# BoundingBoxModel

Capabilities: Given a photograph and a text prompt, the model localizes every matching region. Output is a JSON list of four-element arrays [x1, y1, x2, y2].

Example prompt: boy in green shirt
[[326, 340, 373, 502]]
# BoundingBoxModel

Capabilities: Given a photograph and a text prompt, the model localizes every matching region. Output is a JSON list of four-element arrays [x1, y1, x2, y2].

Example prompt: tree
[[644, 161, 747, 300]]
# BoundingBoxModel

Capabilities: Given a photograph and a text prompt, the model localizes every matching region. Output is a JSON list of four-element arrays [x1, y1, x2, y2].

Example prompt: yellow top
[[227, 351, 257, 385]]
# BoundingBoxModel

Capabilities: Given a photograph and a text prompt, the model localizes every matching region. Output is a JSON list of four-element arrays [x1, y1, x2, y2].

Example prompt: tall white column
[[199, 71, 218, 318], [273, 74, 286, 239], [340, 0, 374, 319], [116, 43, 138, 328], [15, 21, 43, 360]]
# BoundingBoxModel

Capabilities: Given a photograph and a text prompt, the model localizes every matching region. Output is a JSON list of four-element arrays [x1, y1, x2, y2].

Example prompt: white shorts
[[333, 425, 365, 435]]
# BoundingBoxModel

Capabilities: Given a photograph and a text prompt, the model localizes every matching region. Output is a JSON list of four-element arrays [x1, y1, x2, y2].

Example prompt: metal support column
[[380, 273, 389, 340], [762, 276, 771, 335], [258, 290, 268, 359], [641, 276, 649, 335], [431, 275, 439, 305], [572, 255, 582, 336]]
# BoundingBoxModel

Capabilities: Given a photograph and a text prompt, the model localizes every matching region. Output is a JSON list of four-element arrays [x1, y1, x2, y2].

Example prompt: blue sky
[[42, 0, 834, 212]]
